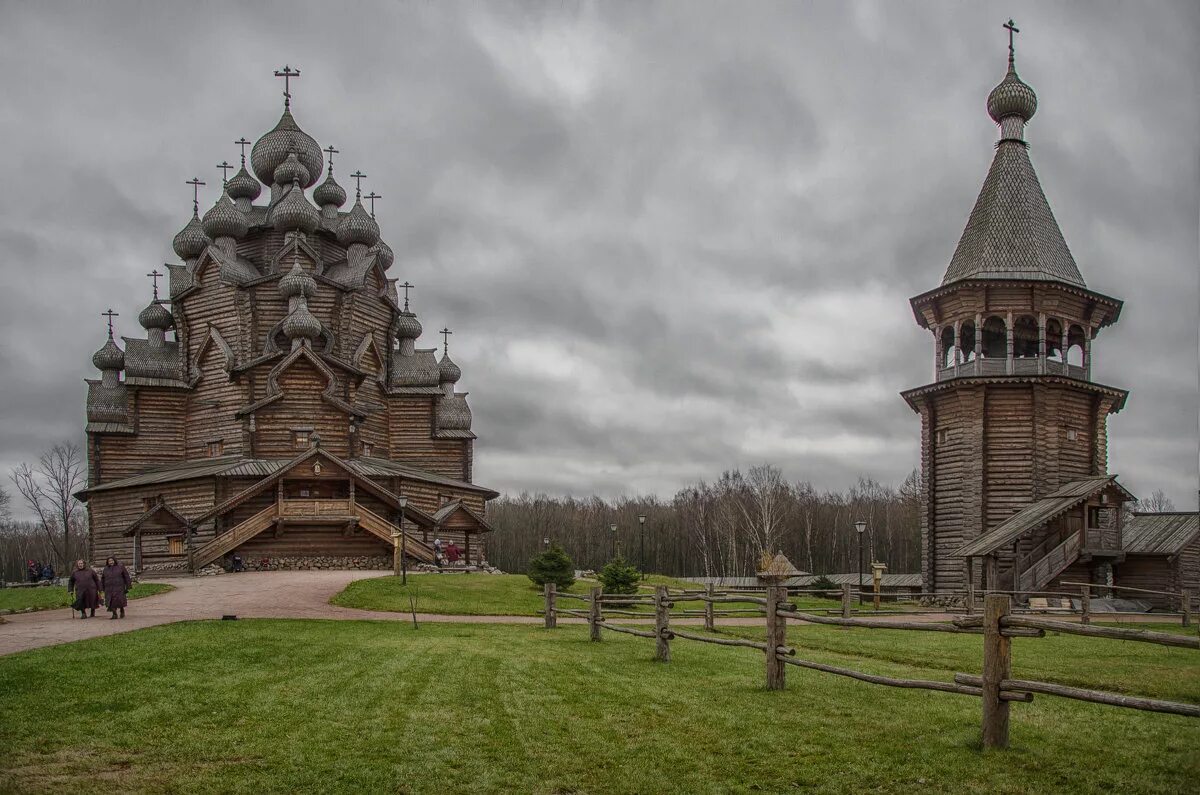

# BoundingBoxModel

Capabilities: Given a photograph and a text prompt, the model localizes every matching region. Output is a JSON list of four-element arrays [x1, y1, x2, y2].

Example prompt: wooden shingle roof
[[1123, 513, 1200, 556]]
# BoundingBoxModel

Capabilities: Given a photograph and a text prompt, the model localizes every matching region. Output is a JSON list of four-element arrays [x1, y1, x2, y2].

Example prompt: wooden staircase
[[193, 503, 279, 569], [356, 505, 437, 563], [1017, 530, 1083, 593]]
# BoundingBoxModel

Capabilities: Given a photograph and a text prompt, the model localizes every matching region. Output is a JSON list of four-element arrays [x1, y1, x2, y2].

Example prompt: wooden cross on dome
[[440, 327, 452, 354], [186, 177, 206, 213], [400, 281, 414, 312], [216, 161, 233, 185], [146, 269, 163, 300], [102, 308, 118, 338], [350, 170, 366, 200], [274, 65, 300, 109], [323, 144, 338, 176], [365, 191, 381, 218], [235, 137, 251, 166], [1003, 19, 1019, 58]]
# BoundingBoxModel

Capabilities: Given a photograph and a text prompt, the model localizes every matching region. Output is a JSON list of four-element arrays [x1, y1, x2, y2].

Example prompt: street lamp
[[637, 514, 647, 578], [610, 523, 618, 560], [399, 495, 409, 586], [854, 520, 867, 605]]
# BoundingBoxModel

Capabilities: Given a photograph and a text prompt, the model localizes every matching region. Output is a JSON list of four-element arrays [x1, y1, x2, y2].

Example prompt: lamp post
[[610, 523, 618, 560], [854, 520, 866, 605], [637, 514, 647, 578], [399, 495, 409, 586]]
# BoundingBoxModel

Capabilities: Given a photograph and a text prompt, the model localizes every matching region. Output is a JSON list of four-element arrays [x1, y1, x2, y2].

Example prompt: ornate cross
[[400, 281, 414, 312], [323, 144, 338, 176], [1003, 19, 1019, 58], [235, 137, 251, 166], [274, 65, 300, 109], [216, 161, 233, 185], [102, 308, 119, 338], [440, 327, 452, 354], [186, 177, 206, 213], [350, 170, 366, 200], [146, 269, 163, 300], [365, 191, 381, 217]]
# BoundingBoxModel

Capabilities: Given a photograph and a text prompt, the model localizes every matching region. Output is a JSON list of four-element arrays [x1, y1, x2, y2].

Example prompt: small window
[[1066, 428, 1078, 442], [294, 431, 310, 448], [142, 497, 155, 511], [1087, 506, 1102, 529], [168, 537, 184, 556], [299, 488, 311, 498], [935, 428, 950, 446], [208, 440, 224, 457], [361, 442, 373, 457]]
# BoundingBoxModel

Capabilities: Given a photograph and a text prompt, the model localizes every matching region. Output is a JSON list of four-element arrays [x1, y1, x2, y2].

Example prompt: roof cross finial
[[216, 161, 233, 185], [1003, 19, 1019, 65], [440, 327, 452, 355], [102, 308, 119, 339], [349, 170, 366, 200], [146, 269, 163, 300], [400, 281, 414, 312], [186, 177, 206, 214], [235, 137, 251, 167], [365, 191, 381, 218], [274, 65, 301, 110], [323, 144, 339, 176]]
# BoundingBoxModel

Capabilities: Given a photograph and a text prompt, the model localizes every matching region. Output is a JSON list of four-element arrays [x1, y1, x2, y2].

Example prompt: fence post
[[841, 584, 852, 619], [1182, 590, 1192, 628], [704, 583, 716, 632], [764, 584, 787, 691], [1080, 585, 1090, 625], [966, 580, 976, 616], [982, 594, 1011, 750], [589, 586, 602, 642], [655, 585, 671, 662], [544, 582, 556, 629]]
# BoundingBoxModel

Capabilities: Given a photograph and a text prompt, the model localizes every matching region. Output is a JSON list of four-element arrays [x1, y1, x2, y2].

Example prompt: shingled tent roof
[[757, 551, 803, 583]]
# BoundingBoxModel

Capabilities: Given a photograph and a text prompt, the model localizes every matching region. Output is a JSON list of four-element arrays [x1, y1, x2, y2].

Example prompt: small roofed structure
[[757, 552, 803, 585], [1115, 513, 1200, 609]]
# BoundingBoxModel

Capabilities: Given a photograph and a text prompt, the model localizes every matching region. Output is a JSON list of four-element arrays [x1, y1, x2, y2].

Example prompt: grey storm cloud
[[0, 1, 1196, 509]]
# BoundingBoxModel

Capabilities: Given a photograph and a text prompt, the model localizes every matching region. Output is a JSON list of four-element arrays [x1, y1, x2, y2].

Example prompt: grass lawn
[[0, 620, 1196, 793], [0, 582, 173, 614]]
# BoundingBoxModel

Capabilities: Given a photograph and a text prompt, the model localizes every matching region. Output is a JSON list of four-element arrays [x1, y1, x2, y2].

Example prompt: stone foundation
[[237, 555, 391, 571]]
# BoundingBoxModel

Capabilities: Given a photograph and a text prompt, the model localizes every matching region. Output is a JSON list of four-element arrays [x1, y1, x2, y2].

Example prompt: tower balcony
[[937, 357, 1088, 382]]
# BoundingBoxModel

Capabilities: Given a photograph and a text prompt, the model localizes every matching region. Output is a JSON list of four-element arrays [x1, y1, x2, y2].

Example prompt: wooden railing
[[279, 499, 352, 518], [355, 505, 436, 564], [544, 585, 1199, 751], [1018, 530, 1082, 592], [192, 503, 279, 569]]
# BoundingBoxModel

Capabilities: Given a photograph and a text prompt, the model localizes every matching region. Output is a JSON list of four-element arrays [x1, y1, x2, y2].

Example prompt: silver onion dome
[[269, 180, 321, 234], [273, 151, 312, 188], [987, 63, 1038, 123], [282, 302, 322, 341], [226, 166, 261, 202], [370, 239, 394, 270], [279, 261, 316, 299], [250, 109, 323, 188], [172, 212, 209, 260], [202, 191, 249, 240], [337, 200, 380, 247], [138, 300, 174, 330], [395, 311, 422, 340], [92, 336, 125, 371], [313, 173, 347, 208], [438, 353, 461, 384]]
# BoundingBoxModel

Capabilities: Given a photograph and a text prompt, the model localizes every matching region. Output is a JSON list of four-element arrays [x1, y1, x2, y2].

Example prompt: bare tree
[[1134, 489, 1176, 513], [10, 442, 86, 568]]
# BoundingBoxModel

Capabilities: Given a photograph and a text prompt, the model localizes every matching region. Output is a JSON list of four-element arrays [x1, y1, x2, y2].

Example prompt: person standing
[[102, 557, 132, 619], [67, 560, 101, 619]]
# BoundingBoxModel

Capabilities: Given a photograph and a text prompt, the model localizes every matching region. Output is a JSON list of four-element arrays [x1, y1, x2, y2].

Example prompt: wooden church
[[902, 28, 1199, 600], [78, 68, 497, 573]]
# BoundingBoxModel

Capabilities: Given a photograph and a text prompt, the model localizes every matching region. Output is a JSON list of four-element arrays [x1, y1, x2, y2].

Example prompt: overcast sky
[[0, 1, 1196, 510]]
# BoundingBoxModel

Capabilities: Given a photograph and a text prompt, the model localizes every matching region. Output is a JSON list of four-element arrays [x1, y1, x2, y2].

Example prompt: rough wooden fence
[[542, 584, 1200, 749]]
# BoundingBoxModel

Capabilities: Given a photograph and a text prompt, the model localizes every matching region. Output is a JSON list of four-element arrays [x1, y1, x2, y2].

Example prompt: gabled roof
[[350, 456, 498, 498], [431, 499, 495, 533], [956, 476, 1135, 557], [234, 346, 365, 418], [1123, 512, 1200, 556], [121, 502, 192, 536], [942, 139, 1085, 287]]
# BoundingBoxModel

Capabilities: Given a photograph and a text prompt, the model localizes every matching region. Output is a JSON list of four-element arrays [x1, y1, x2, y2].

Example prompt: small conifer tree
[[598, 555, 640, 594], [527, 544, 575, 589]]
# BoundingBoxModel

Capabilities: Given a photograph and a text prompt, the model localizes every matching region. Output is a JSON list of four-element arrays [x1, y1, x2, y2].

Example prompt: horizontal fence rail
[[540, 584, 1200, 751]]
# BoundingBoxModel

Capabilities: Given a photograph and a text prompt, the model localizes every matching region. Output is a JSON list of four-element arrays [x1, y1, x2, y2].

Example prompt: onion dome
[[987, 61, 1038, 124], [269, 180, 321, 234], [314, 173, 347, 209], [370, 239, 394, 270], [172, 212, 209, 260], [438, 353, 461, 384], [279, 260, 316, 299], [250, 109, 322, 188], [273, 151, 311, 188], [138, 300, 174, 330], [337, 200, 380, 247], [226, 166, 261, 202], [282, 302, 322, 341], [396, 311, 422, 340], [202, 191, 249, 240], [92, 336, 125, 371]]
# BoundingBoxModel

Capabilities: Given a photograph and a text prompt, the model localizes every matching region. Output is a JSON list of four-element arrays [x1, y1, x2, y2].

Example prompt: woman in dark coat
[[67, 560, 101, 619], [102, 557, 132, 619]]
